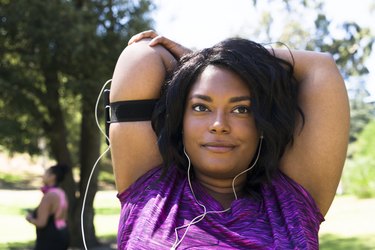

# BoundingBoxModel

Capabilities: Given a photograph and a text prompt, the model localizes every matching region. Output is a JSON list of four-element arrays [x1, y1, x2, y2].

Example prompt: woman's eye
[[233, 106, 250, 114], [192, 104, 209, 112]]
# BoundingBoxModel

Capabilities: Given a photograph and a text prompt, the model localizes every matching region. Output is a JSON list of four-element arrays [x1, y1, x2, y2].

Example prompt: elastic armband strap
[[110, 99, 158, 122]]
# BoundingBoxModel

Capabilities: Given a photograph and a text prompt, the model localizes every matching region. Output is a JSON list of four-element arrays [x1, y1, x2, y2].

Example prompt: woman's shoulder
[[43, 188, 66, 203], [262, 169, 324, 221], [117, 164, 182, 202], [46, 187, 65, 196]]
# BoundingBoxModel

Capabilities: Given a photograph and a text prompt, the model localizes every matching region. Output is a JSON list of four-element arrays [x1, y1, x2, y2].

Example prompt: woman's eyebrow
[[229, 96, 252, 103], [189, 94, 212, 102], [189, 95, 251, 103]]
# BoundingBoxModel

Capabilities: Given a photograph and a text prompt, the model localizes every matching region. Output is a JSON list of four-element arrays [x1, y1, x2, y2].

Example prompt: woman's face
[[183, 65, 260, 183], [42, 169, 56, 186]]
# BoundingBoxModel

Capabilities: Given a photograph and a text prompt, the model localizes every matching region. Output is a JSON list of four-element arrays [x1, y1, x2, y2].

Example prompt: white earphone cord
[[81, 79, 112, 250], [83, 80, 263, 250], [171, 137, 263, 249]]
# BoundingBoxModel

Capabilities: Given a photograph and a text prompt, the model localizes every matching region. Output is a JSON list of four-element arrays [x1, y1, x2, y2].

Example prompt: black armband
[[103, 87, 157, 145], [109, 99, 158, 122]]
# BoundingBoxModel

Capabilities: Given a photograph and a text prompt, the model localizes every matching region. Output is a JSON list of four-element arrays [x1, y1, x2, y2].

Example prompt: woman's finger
[[150, 36, 192, 59], [128, 30, 158, 45], [128, 31, 192, 59], [148, 35, 172, 47]]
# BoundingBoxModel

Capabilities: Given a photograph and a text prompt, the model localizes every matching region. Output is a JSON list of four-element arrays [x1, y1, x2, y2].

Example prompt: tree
[[342, 119, 375, 198], [305, 12, 374, 141], [0, 0, 154, 247], [255, 0, 374, 77], [347, 79, 375, 143], [252, 0, 374, 142]]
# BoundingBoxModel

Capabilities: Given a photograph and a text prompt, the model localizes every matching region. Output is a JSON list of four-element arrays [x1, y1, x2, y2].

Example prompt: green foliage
[[353, 118, 375, 156], [98, 169, 115, 186], [307, 15, 374, 79], [0, 172, 24, 184], [348, 82, 375, 142], [0, 0, 79, 155], [253, 0, 374, 83], [0, 1, 155, 245], [343, 120, 375, 198], [343, 157, 375, 198], [253, 0, 375, 144], [0, 0, 154, 161]]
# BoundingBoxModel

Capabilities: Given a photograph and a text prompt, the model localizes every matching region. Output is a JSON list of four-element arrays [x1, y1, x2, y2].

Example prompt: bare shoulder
[[280, 52, 350, 216], [41, 192, 56, 206]]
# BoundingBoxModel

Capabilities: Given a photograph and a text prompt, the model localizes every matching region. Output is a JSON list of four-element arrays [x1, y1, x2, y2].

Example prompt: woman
[[109, 31, 349, 249], [26, 164, 69, 250]]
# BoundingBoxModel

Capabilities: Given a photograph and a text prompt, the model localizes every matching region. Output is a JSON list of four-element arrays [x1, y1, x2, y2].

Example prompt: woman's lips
[[202, 142, 236, 153]]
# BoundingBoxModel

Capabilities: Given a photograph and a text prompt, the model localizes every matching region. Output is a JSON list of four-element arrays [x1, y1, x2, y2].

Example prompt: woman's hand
[[128, 30, 192, 59], [26, 213, 34, 224]]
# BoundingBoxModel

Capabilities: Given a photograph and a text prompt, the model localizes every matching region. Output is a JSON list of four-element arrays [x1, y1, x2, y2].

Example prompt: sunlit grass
[[0, 190, 119, 249], [320, 234, 375, 250]]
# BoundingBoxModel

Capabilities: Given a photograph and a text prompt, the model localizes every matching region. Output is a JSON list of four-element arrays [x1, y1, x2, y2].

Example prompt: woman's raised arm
[[110, 39, 177, 193], [277, 50, 350, 216]]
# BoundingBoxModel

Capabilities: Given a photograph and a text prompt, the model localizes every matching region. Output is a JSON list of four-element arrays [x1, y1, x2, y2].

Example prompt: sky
[[151, 0, 375, 97]]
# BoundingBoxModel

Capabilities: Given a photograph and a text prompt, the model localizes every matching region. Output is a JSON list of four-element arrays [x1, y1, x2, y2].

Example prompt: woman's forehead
[[188, 65, 251, 97]]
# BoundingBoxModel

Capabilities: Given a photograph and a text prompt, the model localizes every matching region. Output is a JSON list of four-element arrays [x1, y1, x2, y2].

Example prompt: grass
[[92, 191, 120, 239], [319, 195, 375, 249], [320, 234, 375, 250], [0, 190, 374, 250]]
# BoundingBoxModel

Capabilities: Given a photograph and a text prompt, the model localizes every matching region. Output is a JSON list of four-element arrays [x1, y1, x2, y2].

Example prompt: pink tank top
[[49, 188, 68, 229]]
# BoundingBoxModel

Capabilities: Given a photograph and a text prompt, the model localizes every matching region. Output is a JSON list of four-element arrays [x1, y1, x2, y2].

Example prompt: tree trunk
[[42, 69, 78, 247], [70, 90, 101, 247]]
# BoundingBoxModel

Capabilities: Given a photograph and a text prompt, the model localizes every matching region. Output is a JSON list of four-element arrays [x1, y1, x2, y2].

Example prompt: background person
[[26, 164, 70, 250]]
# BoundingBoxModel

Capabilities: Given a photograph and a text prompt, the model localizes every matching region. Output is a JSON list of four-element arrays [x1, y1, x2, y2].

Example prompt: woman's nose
[[209, 112, 230, 134]]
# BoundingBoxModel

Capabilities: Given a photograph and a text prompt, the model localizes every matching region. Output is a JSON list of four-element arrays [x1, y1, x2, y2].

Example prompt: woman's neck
[[196, 175, 246, 209], [41, 185, 57, 194]]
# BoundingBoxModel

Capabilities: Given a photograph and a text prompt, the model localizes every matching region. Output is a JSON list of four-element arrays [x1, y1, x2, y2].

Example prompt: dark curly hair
[[152, 38, 304, 193]]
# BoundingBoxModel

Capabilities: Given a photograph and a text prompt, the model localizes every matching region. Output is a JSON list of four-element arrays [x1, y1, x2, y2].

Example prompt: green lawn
[[319, 195, 375, 249], [0, 190, 374, 249]]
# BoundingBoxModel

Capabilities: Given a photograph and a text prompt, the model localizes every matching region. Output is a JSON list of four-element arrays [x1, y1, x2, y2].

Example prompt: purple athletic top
[[117, 165, 324, 249]]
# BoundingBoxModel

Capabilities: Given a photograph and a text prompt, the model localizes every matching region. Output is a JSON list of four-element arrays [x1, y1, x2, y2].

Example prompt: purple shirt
[[117, 165, 324, 249]]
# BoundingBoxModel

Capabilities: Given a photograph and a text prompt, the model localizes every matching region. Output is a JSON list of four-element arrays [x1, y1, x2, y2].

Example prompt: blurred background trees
[[252, 0, 375, 202], [0, 0, 374, 248], [0, 0, 154, 247]]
